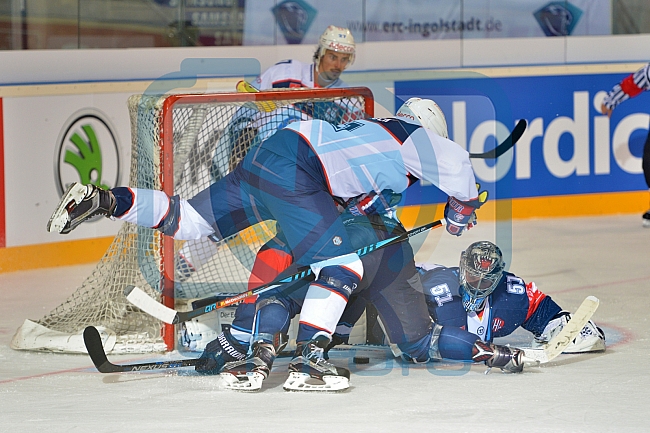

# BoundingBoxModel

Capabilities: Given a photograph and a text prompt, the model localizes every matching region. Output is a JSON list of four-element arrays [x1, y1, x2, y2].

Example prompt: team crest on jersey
[[332, 236, 343, 246], [492, 317, 504, 332]]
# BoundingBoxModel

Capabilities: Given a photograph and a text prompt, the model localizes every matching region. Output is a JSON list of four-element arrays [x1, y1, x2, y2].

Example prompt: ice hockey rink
[[0, 214, 647, 433]]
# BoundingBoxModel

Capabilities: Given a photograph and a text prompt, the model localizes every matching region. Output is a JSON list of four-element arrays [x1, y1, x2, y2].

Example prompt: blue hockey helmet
[[459, 241, 505, 312]]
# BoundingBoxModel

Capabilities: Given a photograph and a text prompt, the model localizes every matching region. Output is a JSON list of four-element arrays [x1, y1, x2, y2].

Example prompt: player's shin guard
[[285, 333, 350, 392], [472, 341, 527, 373], [297, 264, 362, 343]]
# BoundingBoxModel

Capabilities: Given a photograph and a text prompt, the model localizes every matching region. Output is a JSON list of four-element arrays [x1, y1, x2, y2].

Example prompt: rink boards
[[0, 64, 649, 271]]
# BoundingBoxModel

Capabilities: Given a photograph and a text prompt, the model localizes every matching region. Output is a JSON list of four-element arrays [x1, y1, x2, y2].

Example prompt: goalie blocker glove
[[444, 184, 488, 236]]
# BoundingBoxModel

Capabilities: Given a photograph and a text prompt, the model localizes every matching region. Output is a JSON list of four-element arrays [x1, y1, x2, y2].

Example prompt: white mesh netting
[[11, 88, 372, 354]]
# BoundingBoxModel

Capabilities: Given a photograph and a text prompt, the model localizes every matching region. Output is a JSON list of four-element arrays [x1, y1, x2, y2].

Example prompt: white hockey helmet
[[315, 25, 356, 66], [396, 97, 449, 139]]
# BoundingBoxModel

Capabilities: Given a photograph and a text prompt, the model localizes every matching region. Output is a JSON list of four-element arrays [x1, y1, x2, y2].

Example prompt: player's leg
[[642, 126, 650, 227], [241, 134, 361, 390], [228, 232, 294, 346], [219, 292, 302, 391], [47, 183, 117, 234], [48, 163, 256, 240]]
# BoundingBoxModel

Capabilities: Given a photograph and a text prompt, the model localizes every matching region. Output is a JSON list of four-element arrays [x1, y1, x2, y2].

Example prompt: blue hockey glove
[[444, 184, 488, 236]]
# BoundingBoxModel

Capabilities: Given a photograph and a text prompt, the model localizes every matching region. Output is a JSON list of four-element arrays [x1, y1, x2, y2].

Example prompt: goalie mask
[[396, 98, 449, 139], [459, 241, 505, 312], [314, 25, 356, 66]]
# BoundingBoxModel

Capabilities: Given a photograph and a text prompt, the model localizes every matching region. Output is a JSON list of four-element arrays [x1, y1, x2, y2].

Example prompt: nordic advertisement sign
[[396, 72, 649, 206]]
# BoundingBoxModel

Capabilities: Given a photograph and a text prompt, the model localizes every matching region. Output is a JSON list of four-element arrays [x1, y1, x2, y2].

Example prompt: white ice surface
[[0, 215, 647, 433]]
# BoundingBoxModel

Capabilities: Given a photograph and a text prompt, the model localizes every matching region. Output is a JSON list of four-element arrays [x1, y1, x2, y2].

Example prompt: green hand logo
[[64, 124, 110, 189]]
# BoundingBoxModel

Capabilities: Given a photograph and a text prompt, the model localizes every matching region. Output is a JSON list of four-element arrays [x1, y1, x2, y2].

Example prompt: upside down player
[[328, 241, 605, 361], [601, 62, 650, 227], [47, 97, 485, 391]]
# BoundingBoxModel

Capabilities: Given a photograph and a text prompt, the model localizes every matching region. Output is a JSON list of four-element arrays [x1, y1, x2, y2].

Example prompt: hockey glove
[[235, 80, 277, 112], [444, 184, 488, 236], [347, 189, 402, 217]]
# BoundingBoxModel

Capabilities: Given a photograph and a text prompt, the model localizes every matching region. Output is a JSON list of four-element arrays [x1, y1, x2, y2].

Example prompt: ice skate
[[284, 336, 350, 392], [47, 182, 116, 234], [643, 210, 650, 228], [219, 340, 277, 392]]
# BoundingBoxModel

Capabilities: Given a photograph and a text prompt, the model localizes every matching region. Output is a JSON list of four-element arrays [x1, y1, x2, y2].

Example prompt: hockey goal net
[[11, 87, 374, 354]]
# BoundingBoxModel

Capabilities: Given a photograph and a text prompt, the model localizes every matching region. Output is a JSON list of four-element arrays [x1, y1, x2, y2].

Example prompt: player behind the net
[[47, 97, 485, 391]]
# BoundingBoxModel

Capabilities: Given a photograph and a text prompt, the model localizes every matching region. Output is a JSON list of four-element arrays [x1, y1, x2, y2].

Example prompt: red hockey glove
[[444, 184, 488, 236]]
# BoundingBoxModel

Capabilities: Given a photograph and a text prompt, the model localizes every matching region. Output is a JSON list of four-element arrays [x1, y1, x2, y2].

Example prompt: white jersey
[[251, 59, 347, 90], [285, 118, 478, 202]]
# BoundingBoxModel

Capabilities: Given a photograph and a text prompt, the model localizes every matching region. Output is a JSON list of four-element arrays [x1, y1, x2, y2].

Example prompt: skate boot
[[47, 183, 116, 234], [219, 340, 278, 392], [284, 335, 350, 392], [472, 341, 534, 374], [643, 210, 650, 228]]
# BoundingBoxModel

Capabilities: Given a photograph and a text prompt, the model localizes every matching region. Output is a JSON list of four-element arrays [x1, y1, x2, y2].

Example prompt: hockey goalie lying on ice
[[180, 225, 604, 391]]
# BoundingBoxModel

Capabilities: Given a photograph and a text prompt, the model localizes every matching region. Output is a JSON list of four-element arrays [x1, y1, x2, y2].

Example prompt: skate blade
[[47, 183, 87, 233], [282, 372, 349, 392], [219, 372, 264, 392]]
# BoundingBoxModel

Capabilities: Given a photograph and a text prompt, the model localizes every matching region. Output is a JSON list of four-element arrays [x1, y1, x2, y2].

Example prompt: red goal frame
[[156, 87, 375, 349]]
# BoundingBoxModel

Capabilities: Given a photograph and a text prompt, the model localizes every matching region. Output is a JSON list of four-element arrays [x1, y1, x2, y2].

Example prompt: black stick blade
[[470, 119, 527, 159], [83, 326, 122, 373]]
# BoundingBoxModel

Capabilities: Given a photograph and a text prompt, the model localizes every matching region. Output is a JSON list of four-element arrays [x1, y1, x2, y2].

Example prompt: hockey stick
[[126, 219, 446, 325], [83, 326, 200, 373], [522, 296, 600, 364], [469, 119, 527, 159]]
